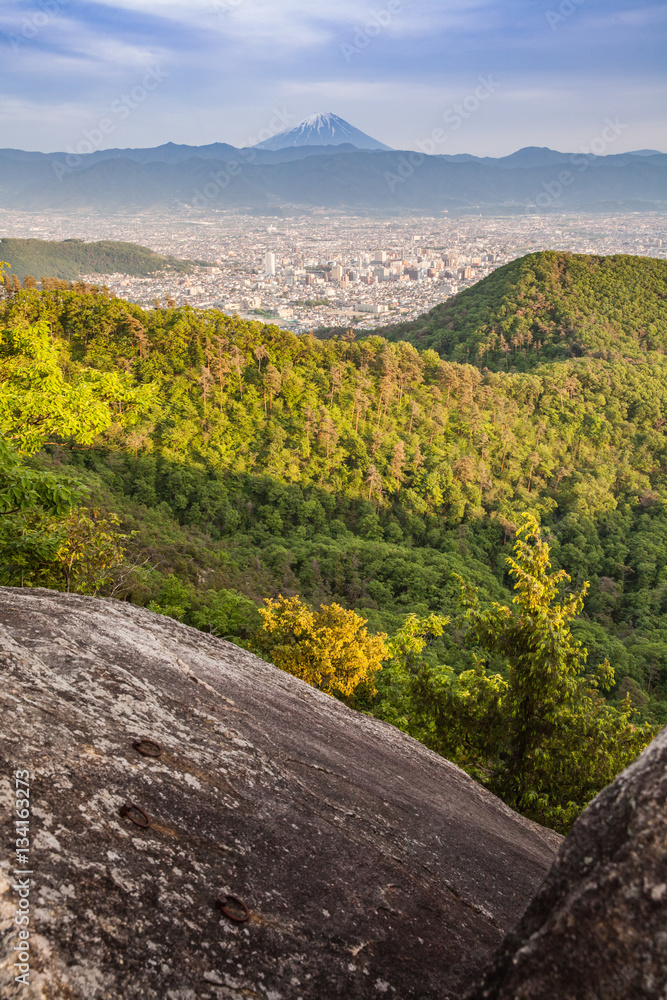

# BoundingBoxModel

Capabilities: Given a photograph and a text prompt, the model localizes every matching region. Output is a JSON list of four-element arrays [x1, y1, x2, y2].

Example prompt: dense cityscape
[[0, 208, 664, 331]]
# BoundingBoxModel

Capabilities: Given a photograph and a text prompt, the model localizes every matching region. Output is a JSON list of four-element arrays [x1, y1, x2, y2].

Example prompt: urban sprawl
[[1, 210, 665, 332]]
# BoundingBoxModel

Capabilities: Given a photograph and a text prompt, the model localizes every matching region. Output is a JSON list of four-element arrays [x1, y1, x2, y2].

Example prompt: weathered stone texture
[[0, 588, 560, 999], [466, 724, 667, 1000]]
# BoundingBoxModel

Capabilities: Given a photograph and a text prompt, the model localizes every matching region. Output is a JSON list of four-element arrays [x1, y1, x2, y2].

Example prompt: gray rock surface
[[0, 588, 560, 1000], [466, 724, 667, 1000]]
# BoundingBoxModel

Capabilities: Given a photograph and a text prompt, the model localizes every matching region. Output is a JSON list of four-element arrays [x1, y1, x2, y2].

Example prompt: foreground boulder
[[0, 588, 560, 999], [467, 724, 667, 999]]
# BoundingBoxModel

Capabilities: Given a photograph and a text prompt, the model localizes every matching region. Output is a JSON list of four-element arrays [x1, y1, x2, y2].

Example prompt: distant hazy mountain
[[437, 146, 667, 169], [253, 112, 392, 151], [435, 147, 572, 169], [0, 140, 665, 214], [0, 140, 363, 168]]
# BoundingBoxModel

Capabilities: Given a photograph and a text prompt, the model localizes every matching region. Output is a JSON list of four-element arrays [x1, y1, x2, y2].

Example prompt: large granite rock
[[0, 588, 560, 1000], [467, 724, 667, 1000]]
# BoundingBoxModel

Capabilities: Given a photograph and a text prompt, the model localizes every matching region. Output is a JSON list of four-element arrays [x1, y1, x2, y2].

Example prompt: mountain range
[[1, 112, 665, 213]]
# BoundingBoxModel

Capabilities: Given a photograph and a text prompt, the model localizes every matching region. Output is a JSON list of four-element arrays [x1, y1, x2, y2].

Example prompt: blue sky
[[1, 0, 665, 154]]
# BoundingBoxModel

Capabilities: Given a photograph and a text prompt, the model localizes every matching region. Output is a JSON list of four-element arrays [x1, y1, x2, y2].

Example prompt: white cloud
[[1, 7, 166, 77], [585, 5, 667, 28], [45, 0, 501, 52], [0, 95, 88, 129], [1, 0, 664, 154]]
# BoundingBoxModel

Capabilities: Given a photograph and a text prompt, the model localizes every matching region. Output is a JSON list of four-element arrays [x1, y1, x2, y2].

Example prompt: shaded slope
[[380, 252, 667, 369], [0, 587, 560, 1000]]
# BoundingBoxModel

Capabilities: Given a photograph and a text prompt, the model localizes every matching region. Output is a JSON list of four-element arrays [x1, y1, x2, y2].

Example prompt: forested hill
[[0, 237, 210, 281], [380, 252, 667, 371], [3, 271, 667, 734]]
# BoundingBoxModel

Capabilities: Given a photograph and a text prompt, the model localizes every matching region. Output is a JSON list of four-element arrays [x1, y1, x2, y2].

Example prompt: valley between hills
[[2, 248, 667, 835]]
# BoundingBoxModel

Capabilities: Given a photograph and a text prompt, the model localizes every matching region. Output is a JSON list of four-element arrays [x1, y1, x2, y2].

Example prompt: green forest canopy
[[380, 251, 667, 371], [0, 237, 212, 281], [1, 251, 666, 826]]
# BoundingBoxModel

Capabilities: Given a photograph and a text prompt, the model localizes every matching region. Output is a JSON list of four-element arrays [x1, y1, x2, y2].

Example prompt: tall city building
[[263, 252, 276, 276]]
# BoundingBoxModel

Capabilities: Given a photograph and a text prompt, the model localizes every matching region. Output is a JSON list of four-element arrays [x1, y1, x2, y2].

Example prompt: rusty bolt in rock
[[216, 894, 250, 924], [133, 737, 162, 758], [119, 802, 151, 829]]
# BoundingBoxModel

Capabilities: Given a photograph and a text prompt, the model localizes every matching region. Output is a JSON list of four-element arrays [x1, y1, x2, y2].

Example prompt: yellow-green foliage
[[0, 321, 154, 454], [0, 279, 134, 589], [443, 516, 655, 830], [387, 612, 450, 662], [54, 508, 127, 594], [0, 433, 128, 593], [259, 595, 388, 699]]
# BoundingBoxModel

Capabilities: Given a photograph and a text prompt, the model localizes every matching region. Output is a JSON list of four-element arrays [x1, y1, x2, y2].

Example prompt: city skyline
[[3, 207, 663, 333], [1, 0, 665, 156]]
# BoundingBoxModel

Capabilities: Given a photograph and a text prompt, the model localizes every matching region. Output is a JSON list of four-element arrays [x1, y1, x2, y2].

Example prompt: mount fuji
[[253, 112, 392, 151]]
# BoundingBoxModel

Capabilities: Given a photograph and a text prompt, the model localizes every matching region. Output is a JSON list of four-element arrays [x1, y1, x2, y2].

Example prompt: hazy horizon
[[1, 0, 665, 157], [2, 117, 666, 159]]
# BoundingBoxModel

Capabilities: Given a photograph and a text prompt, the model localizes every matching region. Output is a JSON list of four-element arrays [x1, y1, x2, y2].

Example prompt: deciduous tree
[[258, 595, 388, 699], [450, 514, 656, 829]]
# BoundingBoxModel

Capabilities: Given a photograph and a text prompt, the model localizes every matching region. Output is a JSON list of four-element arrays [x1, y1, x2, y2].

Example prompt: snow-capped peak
[[252, 113, 391, 152], [301, 112, 337, 127]]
